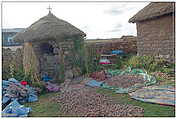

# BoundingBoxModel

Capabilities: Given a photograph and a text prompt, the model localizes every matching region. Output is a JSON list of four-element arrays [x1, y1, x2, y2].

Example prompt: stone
[[65, 70, 73, 79], [53, 48, 59, 54]]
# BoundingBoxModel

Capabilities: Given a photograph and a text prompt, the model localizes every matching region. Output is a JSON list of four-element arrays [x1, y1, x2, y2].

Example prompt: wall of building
[[136, 14, 175, 62], [85, 36, 137, 55], [2, 48, 23, 80]]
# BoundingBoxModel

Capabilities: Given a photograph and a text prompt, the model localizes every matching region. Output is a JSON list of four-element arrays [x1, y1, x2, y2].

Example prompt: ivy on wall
[[71, 36, 86, 74]]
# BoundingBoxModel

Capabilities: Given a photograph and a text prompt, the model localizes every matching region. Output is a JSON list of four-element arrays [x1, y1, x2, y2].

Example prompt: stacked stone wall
[[136, 14, 175, 62], [2, 47, 23, 79], [85, 36, 137, 55]]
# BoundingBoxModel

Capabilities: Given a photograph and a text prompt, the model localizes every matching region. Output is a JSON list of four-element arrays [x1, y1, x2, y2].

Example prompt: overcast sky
[[2, 2, 149, 39]]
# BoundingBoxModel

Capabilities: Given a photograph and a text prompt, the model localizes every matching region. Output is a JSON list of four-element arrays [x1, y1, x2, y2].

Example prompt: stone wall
[[85, 36, 137, 55], [2, 47, 23, 79], [136, 14, 175, 62], [2, 36, 136, 80], [23, 38, 84, 80]]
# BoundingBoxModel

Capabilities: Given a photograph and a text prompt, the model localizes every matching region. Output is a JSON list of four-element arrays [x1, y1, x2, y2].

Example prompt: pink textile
[[46, 82, 60, 92], [99, 62, 111, 64]]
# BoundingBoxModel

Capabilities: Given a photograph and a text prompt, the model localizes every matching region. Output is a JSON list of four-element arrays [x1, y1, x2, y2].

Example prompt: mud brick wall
[[85, 36, 137, 55], [2, 48, 23, 79], [60, 41, 74, 70], [136, 14, 175, 62]]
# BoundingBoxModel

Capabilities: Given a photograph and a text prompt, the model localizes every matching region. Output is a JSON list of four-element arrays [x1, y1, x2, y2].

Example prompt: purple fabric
[[46, 82, 59, 92]]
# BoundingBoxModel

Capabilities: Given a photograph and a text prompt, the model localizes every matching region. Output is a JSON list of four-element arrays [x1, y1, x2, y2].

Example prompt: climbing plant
[[70, 36, 86, 74], [84, 43, 102, 74]]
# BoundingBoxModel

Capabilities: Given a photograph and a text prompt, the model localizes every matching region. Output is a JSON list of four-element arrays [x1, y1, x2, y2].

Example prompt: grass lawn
[[25, 92, 61, 117], [97, 88, 175, 117]]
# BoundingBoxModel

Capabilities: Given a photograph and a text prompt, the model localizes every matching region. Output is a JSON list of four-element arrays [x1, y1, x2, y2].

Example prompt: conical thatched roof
[[13, 12, 86, 43], [129, 2, 175, 23]]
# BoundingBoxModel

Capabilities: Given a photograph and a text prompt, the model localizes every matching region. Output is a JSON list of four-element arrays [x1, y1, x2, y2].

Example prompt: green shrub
[[13, 67, 33, 85], [125, 56, 174, 73], [104, 54, 133, 70], [85, 45, 102, 74], [32, 82, 46, 94], [148, 62, 159, 72], [155, 75, 165, 81], [160, 67, 172, 74]]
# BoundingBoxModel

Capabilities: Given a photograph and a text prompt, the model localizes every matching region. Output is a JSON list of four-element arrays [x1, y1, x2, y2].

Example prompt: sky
[[2, 2, 149, 39]]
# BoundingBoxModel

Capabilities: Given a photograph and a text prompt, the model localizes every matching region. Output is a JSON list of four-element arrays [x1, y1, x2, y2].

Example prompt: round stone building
[[13, 11, 86, 81]]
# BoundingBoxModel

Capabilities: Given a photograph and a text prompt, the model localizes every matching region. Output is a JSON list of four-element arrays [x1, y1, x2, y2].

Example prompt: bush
[[13, 67, 33, 85], [85, 45, 102, 74], [32, 82, 46, 94], [114, 54, 134, 69], [126, 56, 153, 69], [125, 56, 174, 73]]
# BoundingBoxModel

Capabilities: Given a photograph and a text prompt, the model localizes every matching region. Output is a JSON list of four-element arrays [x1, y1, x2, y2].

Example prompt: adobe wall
[[85, 36, 137, 55], [136, 14, 175, 62], [2, 48, 23, 79]]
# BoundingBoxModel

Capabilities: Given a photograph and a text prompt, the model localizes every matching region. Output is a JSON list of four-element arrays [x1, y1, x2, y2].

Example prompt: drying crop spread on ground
[[52, 80, 144, 117], [104, 75, 145, 88]]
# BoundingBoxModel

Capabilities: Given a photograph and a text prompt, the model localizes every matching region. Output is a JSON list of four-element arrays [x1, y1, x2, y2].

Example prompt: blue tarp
[[26, 85, 38, 102], [111, 50, 124, 55], [2, 78, 38, 117], [27, 94, 38, 102], [2, 79, 38, 104], [86, 80, 104, 87], [42, 75, 53, 82], [2, 99, 31, 117], [2, 96, 11, 104], [8, 78, 19, 84], [2, 80, 9, 87], [129, 85, 175, 106]]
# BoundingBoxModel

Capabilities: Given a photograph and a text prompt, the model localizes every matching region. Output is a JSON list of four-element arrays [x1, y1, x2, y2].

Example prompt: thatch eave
[[129, 2, 175, 23]]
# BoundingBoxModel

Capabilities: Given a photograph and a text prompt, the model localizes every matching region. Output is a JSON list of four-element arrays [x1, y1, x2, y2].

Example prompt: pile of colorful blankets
[[2, 78, 38, 117]]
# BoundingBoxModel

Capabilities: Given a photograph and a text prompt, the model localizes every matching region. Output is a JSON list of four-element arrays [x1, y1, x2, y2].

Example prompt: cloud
[[104, 4, 136, 16], [108, 23, 122, 32], [105, 8, 125, 15], [2, 2, 149, 39], [109, 29, 121, 32]]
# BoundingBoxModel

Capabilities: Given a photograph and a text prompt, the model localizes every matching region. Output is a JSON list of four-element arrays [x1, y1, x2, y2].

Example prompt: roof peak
[[46, 11, 56, 18], [129, 2, 175, 23], [48, 11, 52, 15]]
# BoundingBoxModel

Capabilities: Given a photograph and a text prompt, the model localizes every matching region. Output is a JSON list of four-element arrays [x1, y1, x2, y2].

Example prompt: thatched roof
[[13, 11, 86, 43], [129, 2, 175, 23]]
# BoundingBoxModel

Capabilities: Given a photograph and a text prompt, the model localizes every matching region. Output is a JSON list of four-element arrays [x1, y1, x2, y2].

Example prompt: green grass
[[25, 92, 61, 117], [96, 88, 175, 117]]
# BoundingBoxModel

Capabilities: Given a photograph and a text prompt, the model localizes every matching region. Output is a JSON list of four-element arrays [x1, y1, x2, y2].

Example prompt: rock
[[65, 70, 73, 79], [53, 48, 59, 54]]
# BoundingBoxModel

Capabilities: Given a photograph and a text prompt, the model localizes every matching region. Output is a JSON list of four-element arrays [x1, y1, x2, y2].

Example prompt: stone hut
[[129, 2, 175, 62], [13, 11, 86, 81]]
